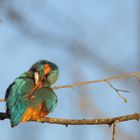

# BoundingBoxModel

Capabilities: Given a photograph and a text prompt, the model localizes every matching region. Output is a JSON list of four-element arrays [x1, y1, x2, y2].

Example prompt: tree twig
[[33, 113, 140, 126], [0, 99, 5, 102], [52, 71, 140, 90], [0, 71, 140, 102], [112, 120, 118, 140], [105, 80, 129, 103]]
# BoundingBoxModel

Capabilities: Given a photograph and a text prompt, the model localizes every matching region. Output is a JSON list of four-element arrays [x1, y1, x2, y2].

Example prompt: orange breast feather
[[21, 103, 48, 122]]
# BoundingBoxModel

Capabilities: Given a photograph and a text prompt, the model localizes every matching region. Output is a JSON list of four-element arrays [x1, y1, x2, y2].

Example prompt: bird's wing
[[34, 87, 58, 113], [5, 72, 34, 127]]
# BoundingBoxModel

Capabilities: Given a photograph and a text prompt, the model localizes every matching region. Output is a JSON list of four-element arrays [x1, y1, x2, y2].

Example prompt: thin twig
[[0, 71, 140, 102], [0, 99, 5, 102], [112, 120, 118, 140], [33, 113, 140, 126], [52, 71, 140, 90], [105, 80, 129, 103]]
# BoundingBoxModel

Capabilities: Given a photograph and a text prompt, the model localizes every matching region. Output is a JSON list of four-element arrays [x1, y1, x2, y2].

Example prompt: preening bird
[[5, 60, 59, 127]]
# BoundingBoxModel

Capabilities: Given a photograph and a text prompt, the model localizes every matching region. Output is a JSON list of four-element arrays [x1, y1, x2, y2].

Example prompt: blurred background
[[0, 0, 140, 140]]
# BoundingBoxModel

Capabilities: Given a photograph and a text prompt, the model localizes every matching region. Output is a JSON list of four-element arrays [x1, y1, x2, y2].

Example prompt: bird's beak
[[43, 64, 51, 75]]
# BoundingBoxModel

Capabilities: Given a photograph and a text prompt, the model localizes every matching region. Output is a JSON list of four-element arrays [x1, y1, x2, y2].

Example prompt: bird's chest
[[21, 103, 48, 122]]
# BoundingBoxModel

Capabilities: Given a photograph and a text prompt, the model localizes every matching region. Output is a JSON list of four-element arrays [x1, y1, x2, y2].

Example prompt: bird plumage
[[5, 60, 59, 127]]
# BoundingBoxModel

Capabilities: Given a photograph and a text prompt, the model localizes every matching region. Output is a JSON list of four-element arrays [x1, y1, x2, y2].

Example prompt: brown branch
[[0, 99, 6, 102], [0, 71, 140, 103], [112, 120, 118, 140], [34, 113, 140, 126], [52, 71, 140, 90]]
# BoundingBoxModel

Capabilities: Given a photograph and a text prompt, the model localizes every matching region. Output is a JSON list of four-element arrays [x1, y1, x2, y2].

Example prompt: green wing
[[34, 87, 58, 113], [6, 72, 57, 127], [5, 72, 34, 127]]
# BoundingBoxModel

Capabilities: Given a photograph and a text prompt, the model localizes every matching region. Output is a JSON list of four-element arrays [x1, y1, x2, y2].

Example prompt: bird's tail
[[0, 112, 9, 120]]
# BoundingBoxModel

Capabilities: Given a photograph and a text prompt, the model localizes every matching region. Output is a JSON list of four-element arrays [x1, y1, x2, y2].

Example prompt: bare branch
[[112, 120, 119, 140], [0, 71, 140, 103], [0, 99, 5, 102], [105, 80, 129, 103], [34, 113, 140, 126], [52, 71, 140, 90]]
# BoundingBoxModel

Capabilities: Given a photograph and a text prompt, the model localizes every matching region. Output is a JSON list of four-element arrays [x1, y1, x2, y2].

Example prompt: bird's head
[[29, 60, 59, 87]]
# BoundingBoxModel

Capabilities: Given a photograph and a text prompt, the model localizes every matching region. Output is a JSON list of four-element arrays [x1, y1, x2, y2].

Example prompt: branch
[[0, 71, 140, 103], [52, 71, 140, 90], [105, 80, 129, 103], [112, 120, 118, 140], [34, 113, 140, 126], [0, 111, 140, 139], [0, 99, 6, 102]]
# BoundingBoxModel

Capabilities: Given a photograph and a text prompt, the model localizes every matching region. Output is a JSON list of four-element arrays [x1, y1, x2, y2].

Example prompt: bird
[[5, 60, 59, 127]]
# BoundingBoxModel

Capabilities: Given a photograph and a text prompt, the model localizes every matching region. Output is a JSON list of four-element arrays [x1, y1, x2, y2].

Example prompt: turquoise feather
[[30, 60, 59, 87], [5, 60, 59, 127], [6, 72, 34, 127]]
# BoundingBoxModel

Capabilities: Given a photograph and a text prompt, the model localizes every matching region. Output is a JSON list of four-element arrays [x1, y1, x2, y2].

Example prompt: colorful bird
[[5, 60, 59, 127]]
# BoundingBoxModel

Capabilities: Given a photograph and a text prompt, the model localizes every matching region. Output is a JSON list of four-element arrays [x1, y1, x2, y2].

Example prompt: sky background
[[0, 0, 140, 140]]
